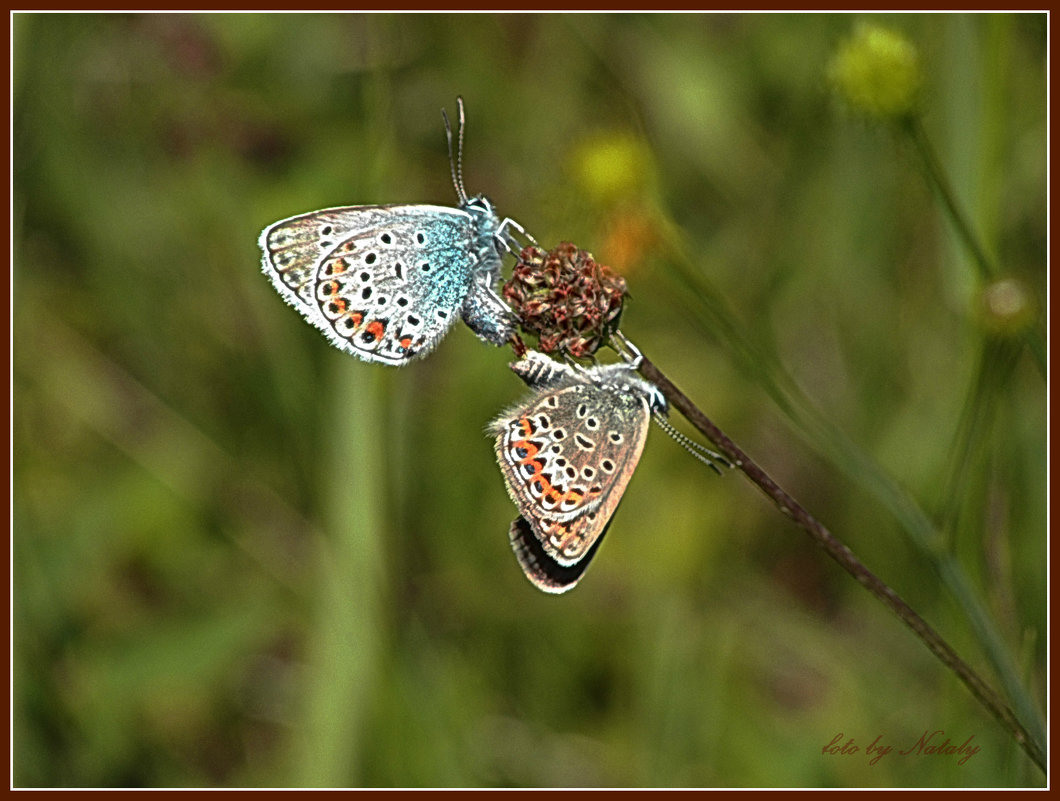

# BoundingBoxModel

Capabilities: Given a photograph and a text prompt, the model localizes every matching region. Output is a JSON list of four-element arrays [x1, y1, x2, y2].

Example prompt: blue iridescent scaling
[[258, 98, 530, 365]]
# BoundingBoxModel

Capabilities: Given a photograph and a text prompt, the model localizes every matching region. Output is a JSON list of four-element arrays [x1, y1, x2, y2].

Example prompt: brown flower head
[[502, 242, 628, 359]]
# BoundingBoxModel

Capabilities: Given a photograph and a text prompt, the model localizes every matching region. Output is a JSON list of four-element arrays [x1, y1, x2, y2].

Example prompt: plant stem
[[636, 353, 1045, 774], [905, 116, 1046, 376], [906, 116, 996, 282]]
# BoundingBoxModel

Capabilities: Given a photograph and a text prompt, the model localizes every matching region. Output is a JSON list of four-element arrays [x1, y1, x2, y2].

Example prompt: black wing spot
[[380, 233, 393, 244], [416, 232, 426, 245], [360, 271, 371, 282], [601, 459, 615, 472], [365, 253, 377, 265], [321, 225, 333, 235], [407, 313, 420, 324], [361, 287, 372, 300]]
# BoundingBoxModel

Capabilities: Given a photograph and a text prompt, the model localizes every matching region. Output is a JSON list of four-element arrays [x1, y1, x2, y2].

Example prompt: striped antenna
[[442, 97, 469, 205], [652, 413, 731, 474]]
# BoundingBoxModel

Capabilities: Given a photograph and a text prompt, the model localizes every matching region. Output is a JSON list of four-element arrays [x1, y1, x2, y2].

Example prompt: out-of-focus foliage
[[13, 12, 1045, 788]]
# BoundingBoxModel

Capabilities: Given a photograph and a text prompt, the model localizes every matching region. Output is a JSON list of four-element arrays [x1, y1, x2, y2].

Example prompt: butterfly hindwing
[[260, 204, 483, 365]]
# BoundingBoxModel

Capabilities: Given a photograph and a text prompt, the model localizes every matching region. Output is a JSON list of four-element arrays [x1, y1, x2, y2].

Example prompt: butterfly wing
[[492, 381, 651, 590], [259, 205, 480, 365], [508, 514, 613, 594]]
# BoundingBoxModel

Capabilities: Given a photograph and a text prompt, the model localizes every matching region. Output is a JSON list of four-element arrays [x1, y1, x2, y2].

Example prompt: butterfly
[[258, 98, 528, 365], [490, 350, 727, 593]]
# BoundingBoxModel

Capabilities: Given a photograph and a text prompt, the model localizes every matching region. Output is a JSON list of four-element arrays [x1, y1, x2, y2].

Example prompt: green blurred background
[[13, 13, 1046, 788]]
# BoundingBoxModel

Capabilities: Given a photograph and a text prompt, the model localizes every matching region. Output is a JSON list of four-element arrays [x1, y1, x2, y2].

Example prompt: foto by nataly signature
[[823, 730, 981, 766]]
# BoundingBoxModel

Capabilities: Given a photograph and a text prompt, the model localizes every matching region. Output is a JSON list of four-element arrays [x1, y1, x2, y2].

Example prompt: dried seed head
[[503, 243, 628, 359]]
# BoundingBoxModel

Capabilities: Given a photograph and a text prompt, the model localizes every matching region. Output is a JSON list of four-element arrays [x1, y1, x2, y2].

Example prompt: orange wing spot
[[561, 489, 583, 505], [366, 320, 386, 341], [349, 312, 364, 327], [514, 439, 540, 460], [331, 258, 349, 273], [329, 299, 348, 313], [399, 336, 413, 349], [321, 280, 340, 296], [534, 473, 556, 493]]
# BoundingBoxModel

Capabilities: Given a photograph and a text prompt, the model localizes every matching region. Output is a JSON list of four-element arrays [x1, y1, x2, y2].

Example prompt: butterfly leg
[[494, 217, 538, 254], [611, 330, 644, 369]]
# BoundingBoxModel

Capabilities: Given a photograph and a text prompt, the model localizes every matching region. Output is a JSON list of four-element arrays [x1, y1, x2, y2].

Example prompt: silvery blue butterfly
[[491, 350, 727, 594], [258, 98, 528, 365]]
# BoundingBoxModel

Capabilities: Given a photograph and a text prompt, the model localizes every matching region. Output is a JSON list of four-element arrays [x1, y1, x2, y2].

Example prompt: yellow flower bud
[[570, 134, 653, 204], [830, 23, 922, 120]]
